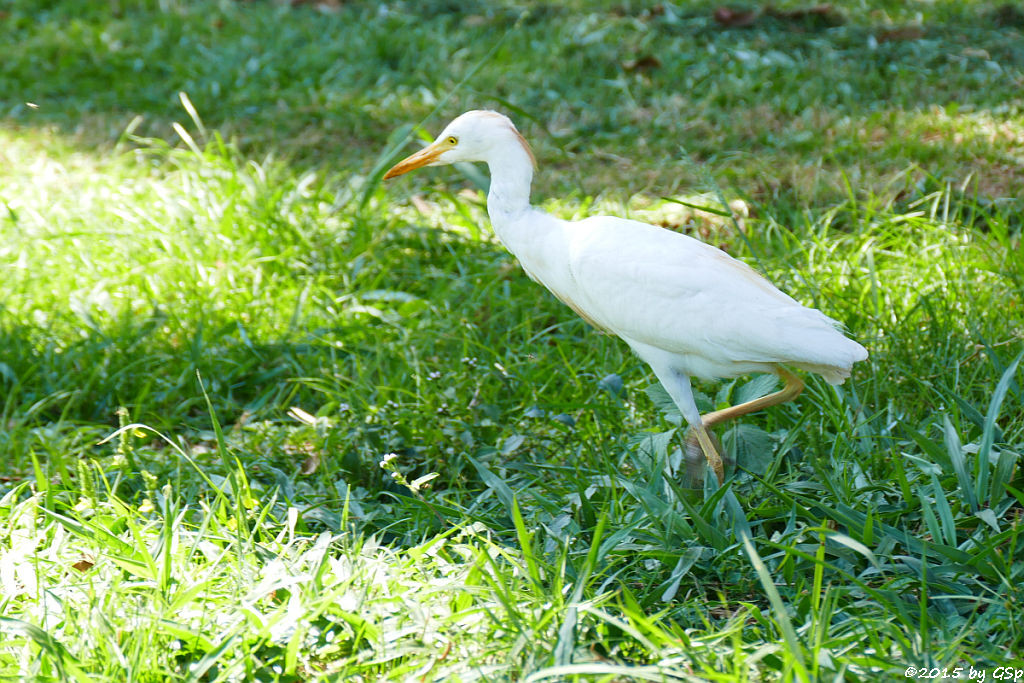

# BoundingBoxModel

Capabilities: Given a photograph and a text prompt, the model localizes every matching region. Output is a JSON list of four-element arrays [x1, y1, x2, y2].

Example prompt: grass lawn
[[1, 0, 1023, 680]]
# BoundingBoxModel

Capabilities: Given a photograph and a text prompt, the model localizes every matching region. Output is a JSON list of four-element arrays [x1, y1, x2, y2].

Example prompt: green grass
[[2, 0, 1023, 680]]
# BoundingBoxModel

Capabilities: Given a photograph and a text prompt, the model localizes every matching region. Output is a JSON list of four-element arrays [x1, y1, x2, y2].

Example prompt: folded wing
[[563, 216, 867, 383]]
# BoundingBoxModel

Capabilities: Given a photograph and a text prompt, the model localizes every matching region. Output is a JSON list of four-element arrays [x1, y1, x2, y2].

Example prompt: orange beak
[[383, 140, 448, 180]]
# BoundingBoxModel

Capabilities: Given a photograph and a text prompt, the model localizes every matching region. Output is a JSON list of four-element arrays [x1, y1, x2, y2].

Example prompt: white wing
[[562, 216, 866, 380]]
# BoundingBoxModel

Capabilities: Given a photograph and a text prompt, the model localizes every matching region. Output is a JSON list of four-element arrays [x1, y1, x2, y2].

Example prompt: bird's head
[[383, 110, 535, 179]]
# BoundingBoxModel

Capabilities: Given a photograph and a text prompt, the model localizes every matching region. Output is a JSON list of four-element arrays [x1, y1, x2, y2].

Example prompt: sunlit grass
[[2, 108, 1021, 679]]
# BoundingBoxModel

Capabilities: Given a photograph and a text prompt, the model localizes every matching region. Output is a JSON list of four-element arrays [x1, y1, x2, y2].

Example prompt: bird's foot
[[684, 426, 728, 487]]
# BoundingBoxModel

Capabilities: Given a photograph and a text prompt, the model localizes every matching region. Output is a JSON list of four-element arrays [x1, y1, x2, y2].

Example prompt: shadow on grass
[[0, 314, 353, 430], [3, 0, 1023, 199]]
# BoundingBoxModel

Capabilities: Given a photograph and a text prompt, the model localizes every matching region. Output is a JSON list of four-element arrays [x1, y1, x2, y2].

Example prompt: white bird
[[384, 110, 867, 484]]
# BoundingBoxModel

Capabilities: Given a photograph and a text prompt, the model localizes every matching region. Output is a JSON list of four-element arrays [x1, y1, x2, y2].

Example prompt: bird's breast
[[518, 263, 610, 333]]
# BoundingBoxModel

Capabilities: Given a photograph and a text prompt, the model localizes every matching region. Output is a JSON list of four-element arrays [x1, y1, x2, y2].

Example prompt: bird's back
[[557, 215, 867, 383]]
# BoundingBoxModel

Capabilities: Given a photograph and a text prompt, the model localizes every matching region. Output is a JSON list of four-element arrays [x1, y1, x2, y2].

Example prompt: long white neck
[[481, 143, 575, 302], [485, 143, 534, 222]]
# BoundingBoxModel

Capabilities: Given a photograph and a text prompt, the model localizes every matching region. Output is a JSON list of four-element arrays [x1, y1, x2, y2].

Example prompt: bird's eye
[[446, 136, 458, 145]]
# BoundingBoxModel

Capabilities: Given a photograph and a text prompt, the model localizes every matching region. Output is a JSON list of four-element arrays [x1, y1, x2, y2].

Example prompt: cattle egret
[[384, 110, 867, 485]]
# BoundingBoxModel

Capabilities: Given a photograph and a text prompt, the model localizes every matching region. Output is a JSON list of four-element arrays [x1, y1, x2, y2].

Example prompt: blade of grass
[[943, 414, 978, 513], [740, 531, 809, 682], [977, 351, 1023, 505]]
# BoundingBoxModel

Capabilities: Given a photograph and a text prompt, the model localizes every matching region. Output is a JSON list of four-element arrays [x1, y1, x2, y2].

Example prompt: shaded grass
[[2, 0, 1023, 200]]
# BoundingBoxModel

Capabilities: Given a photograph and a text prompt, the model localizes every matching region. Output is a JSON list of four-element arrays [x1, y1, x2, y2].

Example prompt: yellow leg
[[691, 422, 725, 485], [685, 367, 805, 485], [702, 367, 805, 429]]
